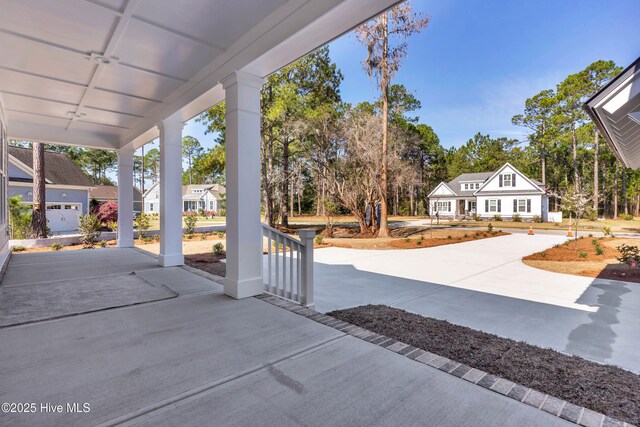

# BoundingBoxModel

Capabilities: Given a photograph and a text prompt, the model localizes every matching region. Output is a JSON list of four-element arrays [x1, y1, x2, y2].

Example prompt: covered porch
[[0, 248, 568, 426]]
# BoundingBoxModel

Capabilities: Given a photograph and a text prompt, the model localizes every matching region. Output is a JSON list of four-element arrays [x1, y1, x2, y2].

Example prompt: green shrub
[[134, 214, 151, 240], [493, 214, 502, 222], [142, 236, 154, 243], [539, 252, 546, 258], [553, 244, 560, 248], [315, 235, 324, 245], [12, 245, 26, 252], [51, 243, 64, 251], [595, 245, 604, 256], [200, 233, 207, 240], [212, 242, 225, 256], [586, 209, 597, 221], [183, 212, 198, 237], [78, 214, 102, 246], [579, 251, 587, 258], [512, 213, 522, 222], [588, 233, 593, 238], [217, 208, 226, 217], [403, 237, 410, 243], [620, 213, 634, 221], [9, 195, 32, 239], [99, 240, 107, 248], [416, 240, 422, 246], [591, 239, 598, 245], [472, 213, 481, 221], [487, 223, 493, 232], [616, 243, 640, 267], [447, 235, 452, 239], [217, 231, 225, 238], [464, 233, 468, 238], [602, 226, 612, 237], [532, 215, 541, 223]]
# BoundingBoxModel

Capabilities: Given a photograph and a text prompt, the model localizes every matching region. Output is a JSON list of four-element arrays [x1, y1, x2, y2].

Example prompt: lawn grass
[[329, 305, 639, 426]]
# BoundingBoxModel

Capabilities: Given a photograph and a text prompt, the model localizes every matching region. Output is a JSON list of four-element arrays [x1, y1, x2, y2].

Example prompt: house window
[[155, 191, 159, 198], [475, 183, 480, 189], [436, 201, 451, 212], [514, 199, 531, 213], [209, 201, 214, 210], [149, 203, 154, 211], [486, 199, 501, 213], [500, 173, 516, 187]]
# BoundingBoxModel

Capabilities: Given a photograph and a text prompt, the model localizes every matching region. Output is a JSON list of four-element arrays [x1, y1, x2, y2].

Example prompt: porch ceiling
[[0, 0, 400, 150], [584, 57, 640, 169]]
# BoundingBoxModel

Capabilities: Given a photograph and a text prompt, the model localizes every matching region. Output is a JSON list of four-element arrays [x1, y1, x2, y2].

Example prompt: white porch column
[[158, 118, 184, 267], [117, 146, 134, 247], [221, 70, 264, 299]]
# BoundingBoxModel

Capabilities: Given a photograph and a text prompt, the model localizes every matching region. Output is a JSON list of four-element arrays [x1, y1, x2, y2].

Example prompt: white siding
[[430, 198, 456, 216], [476, 195, 542, 218], [0, 105, 9, 268], [478, 164, 540, 193], [430, 183, 455, 196]]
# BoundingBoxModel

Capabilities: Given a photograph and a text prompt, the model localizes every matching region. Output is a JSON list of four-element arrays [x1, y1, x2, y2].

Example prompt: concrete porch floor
[[0, 249, 570, 426]]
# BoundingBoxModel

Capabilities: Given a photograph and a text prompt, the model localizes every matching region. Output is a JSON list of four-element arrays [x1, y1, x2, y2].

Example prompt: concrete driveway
[[313, 234, 640, 373], [0, 248, 570, 426]]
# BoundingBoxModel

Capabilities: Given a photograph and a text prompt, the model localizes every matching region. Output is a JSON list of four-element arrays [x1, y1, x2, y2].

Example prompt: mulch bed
[[329, 305, 640, 425], [387, 231, 508, 249], [184, 253, 226, 277], [523, 237, 640, 283]]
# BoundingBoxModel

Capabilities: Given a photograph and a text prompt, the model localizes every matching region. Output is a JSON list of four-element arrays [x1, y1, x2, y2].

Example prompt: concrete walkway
[[0, 248, 570, 426], [313, 234, 640, 373]]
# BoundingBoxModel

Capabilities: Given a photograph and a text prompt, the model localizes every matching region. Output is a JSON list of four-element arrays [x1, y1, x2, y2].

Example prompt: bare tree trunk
[[622, 167, 628, 215], [571, 126, 579, 185], [393, 183, 399, 216], [377, 13, 390, 238], [409, 186, 415, 216], [31, 142, 47, 238], [613, 163, 618, 218], [297, 189, 302, 216], [290, 177, 294, 218], [593, 130, 599, 214], [636, 195, 640, 216]]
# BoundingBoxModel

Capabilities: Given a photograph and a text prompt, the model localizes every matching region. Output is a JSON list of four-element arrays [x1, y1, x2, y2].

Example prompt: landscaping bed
[[309, 226, 509, 250], [184, 253, 226, 277], [523, 237, 640, 282], [329, 305, 640, 425]]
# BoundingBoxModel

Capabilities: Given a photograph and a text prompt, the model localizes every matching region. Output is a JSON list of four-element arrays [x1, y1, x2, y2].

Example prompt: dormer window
[[500, 173, 515, 187]]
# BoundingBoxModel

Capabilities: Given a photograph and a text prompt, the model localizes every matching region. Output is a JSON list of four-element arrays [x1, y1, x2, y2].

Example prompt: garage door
[[46, 204, 81, 233]]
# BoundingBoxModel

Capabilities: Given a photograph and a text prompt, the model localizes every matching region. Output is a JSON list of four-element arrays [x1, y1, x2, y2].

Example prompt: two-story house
[[143, 183, 225, 213], [428, 163, 549, 221]]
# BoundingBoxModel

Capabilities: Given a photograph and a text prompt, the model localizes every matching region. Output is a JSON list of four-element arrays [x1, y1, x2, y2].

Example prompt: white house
[[143, 183, 225, 213], [428, 163, 549, 221]]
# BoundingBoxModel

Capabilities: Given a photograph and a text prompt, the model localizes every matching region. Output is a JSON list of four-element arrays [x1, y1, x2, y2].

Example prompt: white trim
[[474, 162, 544, 195], [427, 181, 457, 198], [9, 181, 93, 190], [8, 154, 54, 184]]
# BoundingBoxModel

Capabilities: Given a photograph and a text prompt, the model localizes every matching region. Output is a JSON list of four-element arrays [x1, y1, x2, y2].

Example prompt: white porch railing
[[262, 224, 315, 309]]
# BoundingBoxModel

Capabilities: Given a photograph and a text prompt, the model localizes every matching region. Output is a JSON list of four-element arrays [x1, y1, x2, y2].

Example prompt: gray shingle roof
[[446, 172, 495, 196], [8, 146, 94, 187]]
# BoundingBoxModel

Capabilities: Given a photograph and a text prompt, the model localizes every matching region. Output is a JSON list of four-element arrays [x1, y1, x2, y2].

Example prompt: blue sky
[[141, 0, 640, 163]]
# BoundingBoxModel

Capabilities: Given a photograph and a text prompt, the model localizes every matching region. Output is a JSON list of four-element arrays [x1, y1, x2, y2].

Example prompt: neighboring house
[[428, 163, 549, 221], [90, 185, 143, 213], [143, 183, 225, 213], [8, 146, 94, 233]]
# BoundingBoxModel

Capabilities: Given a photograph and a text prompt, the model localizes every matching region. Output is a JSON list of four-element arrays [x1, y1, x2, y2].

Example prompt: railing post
[[298, 229, 315, 309]]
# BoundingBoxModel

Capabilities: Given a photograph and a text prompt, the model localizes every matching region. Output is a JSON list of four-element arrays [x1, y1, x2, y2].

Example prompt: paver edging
[[255, 293, 635, 427]]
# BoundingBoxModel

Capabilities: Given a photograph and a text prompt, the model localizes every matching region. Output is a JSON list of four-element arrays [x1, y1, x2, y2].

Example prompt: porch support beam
[[221, 70, 264, 299], [158, 118, 184, 267], [117, 146, 135, 247]]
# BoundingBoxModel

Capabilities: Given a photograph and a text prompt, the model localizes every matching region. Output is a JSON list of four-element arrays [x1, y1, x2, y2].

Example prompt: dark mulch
[[184, 253, 226, 277], [329, 305, 640, 425]]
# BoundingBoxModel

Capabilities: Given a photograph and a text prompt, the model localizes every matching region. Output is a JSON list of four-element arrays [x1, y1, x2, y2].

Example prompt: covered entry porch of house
[[0, 0, 403, 300]]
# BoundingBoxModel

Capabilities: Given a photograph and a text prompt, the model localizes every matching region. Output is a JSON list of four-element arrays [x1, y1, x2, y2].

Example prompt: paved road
[[313, 233, 640, 373]]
